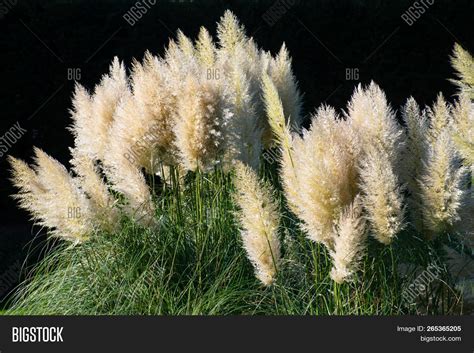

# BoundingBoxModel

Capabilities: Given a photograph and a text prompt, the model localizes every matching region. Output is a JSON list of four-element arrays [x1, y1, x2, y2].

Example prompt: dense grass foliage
[[6, 166, 466, 315]]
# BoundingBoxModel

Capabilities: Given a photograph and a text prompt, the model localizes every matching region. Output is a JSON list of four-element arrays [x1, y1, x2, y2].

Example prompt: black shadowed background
[[0, 0, 473, 305]]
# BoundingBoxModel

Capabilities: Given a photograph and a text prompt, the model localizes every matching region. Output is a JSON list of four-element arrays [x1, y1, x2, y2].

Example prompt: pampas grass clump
[[265, 77, 471, 284], [8, 10, 302, 242], [266, 81, 405, 280], [5, 10, 473, 314]]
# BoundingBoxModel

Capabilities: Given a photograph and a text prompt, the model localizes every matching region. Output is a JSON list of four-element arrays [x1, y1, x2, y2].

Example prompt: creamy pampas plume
[[330, 196, 367, 283], [262, 73, 301, 214], [106, 53, 177, 175], [68, 58, 154, 227], [448, 44, 474, 305], [417, 94, 469, 238], [347, 81, 404, 160], [419, 130, 469, 237], [9, 149, 94, 243], [297, 107, 359, 247], [347, 82, 405, 244], [276, 105, 359, 247], [103, 92, 156, 227], [195, 27, 216, 67], [359, 148, 404, 244], [450, 43, 474, 100], [70, 156, 119, 233], [401, 92, 470, 238], [261, 66, 301, 148], [174, 76, 226, 171], [261, 73, 290, 148], [128, 52, 178, 168], [234, 161, 281, 286], [216, 10, 246, 53], [401, 92, 471, 237], [426, 93, 451, 144], [68, 77, 121, 232], [401, 97, 428, 231], [223, 50, 263, 170], [451, 93, 474, 168], [69, 57, 127, 163], [269, 44, 303, 131]]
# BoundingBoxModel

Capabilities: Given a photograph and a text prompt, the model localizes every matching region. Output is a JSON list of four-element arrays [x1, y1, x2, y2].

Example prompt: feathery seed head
[[451, 93, 474, 167], [261, 73, 289, 148], [359, 147, 404, 244], [330, 195, 367, 283], [89, 57, 128, 161], [174, 75, 226, 171], [70, 155, 119, 232], [9, 149, 94, 243], [426, 93, 451, 144], [234, 161, 281, 286], [222, 57, 263, 170], [196, 27, 216, 67], [419, 131, 469, 237], [401, 98, 428, 228], [217, 10, 247, 52], [269, 43, 303, 131], [450, 43, 474, 99], [281, 106, 359, 248], [347, 81, 404, 160]]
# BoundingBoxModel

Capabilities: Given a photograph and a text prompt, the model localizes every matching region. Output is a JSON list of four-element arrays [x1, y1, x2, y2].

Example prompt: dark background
[[0, 0, 473, 304]]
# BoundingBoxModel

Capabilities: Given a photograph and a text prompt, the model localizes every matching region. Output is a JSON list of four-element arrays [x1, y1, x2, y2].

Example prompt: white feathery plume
[[347, 82, 405, 243], [294, 106, 359, 247], [70, 155, 119, 233], [9, 149, 94, 243], [330, 195, 367, 283], [164, 38, 200, 89], [269, 43, 303, 130], [261, 72, 291, 148], [272, 103, 359, 247], [261, 72, 303, 215], [279, 132, 303, 216], [234, 161, 281, 286], [130, 52, 178, 169], [426, 93, 451, 144], [401, 97, 428, 231], [177, 30, 195, 58], [216, 10, 247, 53], [451, 93, 474, 168], [195, 26, 216, 67], [173, 75, 226, 171], [347, 81, 404, 162], [104, 91, 156, 226], [222, 47, 263, 170], [419, 130, 469, 237], [450, 43, 474, 100], [69, 84, 94, 161], [71, 57, 127, 162], [359, 147, 404, 244]]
